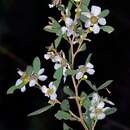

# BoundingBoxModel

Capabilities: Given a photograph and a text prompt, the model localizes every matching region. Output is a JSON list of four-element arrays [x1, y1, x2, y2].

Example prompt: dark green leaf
[[54, 35, 62, 48], [63, 123, 73, 130], [53, 67, 63, 79], [55, 110, 72, 120], [80, 0, 90, 12], [80, 15, 88, 23], [101, 26, 114, 34], [26, 65, 33, 75], [33, 57, 41, 73], [66, 0, 74, 16], [97, 80, 113, 91], [27, 105, 53, 117], [60, 99, 70, 111], [104, 107, 117, 116], [63, 86, 75, 96], [85, 80, 97, 91], [85, 53, 92, 64], [99, 9, 110, 17]]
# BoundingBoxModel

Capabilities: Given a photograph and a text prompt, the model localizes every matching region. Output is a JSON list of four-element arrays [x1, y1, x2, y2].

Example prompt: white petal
[[98, 18, 106, 25], [50, 93, 57, 100], [91, 5, 101, 16], [97, 113, 106, 120], [38, 68, 45, 75], [76, 72, 84, 80], [21, 86, 26, 93], [41, 85, 48, 94], [92, 93, 100, 103], [65, 17, 73, 27], [44, 54, 51, 60], [86, 62, 94, 68], [48, 4, 54, 8], [87, 68, 95, 75], [90, 112, 96, 119], [85, 20, 91, 28], [38, 75, 47, 81], [29, 79, 36, 87], [17, 70, 24, 76], [97, 101, 105, 109], [105, 99, 115, 105], [81, 12, 91, 18], [92, 24, 100, 34], [54, 55, 62, 62], [54, 63, 61, 70], [15, 79, 22, 86], [61, 26, 67, 34], [49, 82, 55, 88], [67, 29, 73, 37]]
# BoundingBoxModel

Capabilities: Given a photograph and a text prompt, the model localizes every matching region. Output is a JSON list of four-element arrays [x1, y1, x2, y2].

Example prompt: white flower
[[76, 62, 95, 80], [82, 5, 107, 34], [89, 93, 113, 120], [29, 68, 47, 87], [48, 4, 54, 8], [65, 17, 73, 27], [41, 82, 57, 100]]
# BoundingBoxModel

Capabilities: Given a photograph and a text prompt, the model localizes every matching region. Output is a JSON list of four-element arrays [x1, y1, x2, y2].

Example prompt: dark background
[[0, 0, 130, 130]]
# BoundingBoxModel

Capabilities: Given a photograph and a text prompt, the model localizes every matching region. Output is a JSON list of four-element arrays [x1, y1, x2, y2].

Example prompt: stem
[[92, 120, 97, 130]]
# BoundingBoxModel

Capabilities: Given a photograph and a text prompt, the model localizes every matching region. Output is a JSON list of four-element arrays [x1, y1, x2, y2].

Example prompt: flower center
[[80, 66, 87, 72], [90, 16, 98, 24], [47, 88, 54, 95], [95, 108, 102, 114]]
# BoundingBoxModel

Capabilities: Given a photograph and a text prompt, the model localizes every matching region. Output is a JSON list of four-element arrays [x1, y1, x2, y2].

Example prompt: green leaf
[[85, 53, 92, 64], [80, 15, 88, 23], [80, 92, 91, 109], [26, 65, 33, 75], [80, 0, 90, 12], [66, 0, 74, 16], [54, 34, 62, 48], [27, 105, 53, 117], [99, 9, 110, 17], [79, 43, 86, 52], [60, 99, 70, 111], [55, 110, 72, 120], [33, 57, 41, 73], [53, 67, 63, 79], [63, 86, 75, 96], [66, 69, 78, 76], [85, 80, 97, 91], [104, 107, 117, 116], [101, 26, 114, 34], [63, 123, 73, 130], [97, 80, 113, 91]]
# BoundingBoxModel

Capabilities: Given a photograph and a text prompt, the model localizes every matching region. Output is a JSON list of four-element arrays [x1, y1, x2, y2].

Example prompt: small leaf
[[85, 80, 97, 91], [63, 86, 75, 96], [66, 0, 74, 16], [66, 69, 78, 76], [85, 53, 93, 64], [63, 123, 73, 130], [33, 57, 41, 73], [99, 9, 110, 17], [104, 107, 117, 116], [54, 35, 62, 48], [101, 26, 114, 34], [97, 80, 113, 91], [80, 15, 89, 23], [26, 65, 33, 75], [80, 0, 90, 12], [79, 43, 86, 52], [27, 105, 53, 117], [53, 67, 63, 79], [55, 110, 72, 120], [60, 99, 70, 111]]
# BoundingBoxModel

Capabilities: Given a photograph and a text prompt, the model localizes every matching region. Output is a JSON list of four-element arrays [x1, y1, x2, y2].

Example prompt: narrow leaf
[[85, 53, 92, 64], [33, 57, 41, 73], [101, 26, 114, 34], [99, 9, 110, 17], [79, 43, 87, 52], [54, 35, 62, 48], [63, 123, 73, 130], [104, 107, 117, 116], [85, 80, 97, 91]]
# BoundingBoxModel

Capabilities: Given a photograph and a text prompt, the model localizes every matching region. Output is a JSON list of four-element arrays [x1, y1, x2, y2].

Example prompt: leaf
[[66, 69, 78, 76], [54, 34, 62, 48], [27, 105, 53, 117], [101, 26, 114, 34], [85, 53, 93, 64], [79, 43, 86, 52], [68, 48, 72, 63], [63, 123, 73, 130], [104, 107, 117, 116], [66, 0, 74, 16], [97, 80, 113, 91], [85, 80, 97, 91], [33, 57, 41, 73], [26, 65, 33, 75], [60, 99, 70, 111], [63, 86, 75, 96], [99, 9, 110, 17], [80, 15, 88, 23], [80, 92, 91, 109], [80, 0, 90, 12], [55, 110, 72, 120], [53, 67, 63, 79]]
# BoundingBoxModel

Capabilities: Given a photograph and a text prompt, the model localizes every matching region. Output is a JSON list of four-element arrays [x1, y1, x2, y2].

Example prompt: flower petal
[[17, 70, 24, 76], [90, 112, 96, 119], [97, 113, 106, 120], [50, 93, 57, 100], [86, 62, 94, 68], [76, 72, 84, 80], [61, 26, 67, 34], [15, 79, 22, 86], [44, 54, 51, 60], [98, 18, 106, 25], [85, 20, 91, 28], [65, 17, 73, 27], [92, 24, 100, 34], [29, 79, 36, 87], [38, 75, 47, 81], [41, 85, 48, 94], [54, 63, 62, 70], [38, 68, 45, 75], [87, 68, 95, 75], [91, 5, 101, 16], [21, 86, 26, 93], [97, 101, 105, 109]]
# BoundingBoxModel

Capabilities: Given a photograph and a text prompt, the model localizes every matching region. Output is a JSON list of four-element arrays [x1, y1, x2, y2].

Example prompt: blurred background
[[0, 0, 130, 130]]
